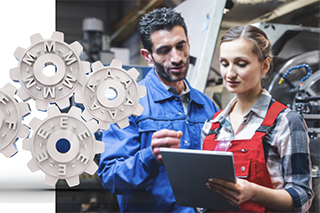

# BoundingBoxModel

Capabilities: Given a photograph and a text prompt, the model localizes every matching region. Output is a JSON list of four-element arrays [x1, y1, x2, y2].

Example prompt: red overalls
[[203, 101, 287, 212]]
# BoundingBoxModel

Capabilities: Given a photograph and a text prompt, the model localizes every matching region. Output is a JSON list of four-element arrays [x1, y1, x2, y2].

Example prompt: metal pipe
[[110, 0, 160, 42], [248, 0, 319, 24]]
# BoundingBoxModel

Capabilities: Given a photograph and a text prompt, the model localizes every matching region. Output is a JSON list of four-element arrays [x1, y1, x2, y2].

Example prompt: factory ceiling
[[56, 0, 319, 46]]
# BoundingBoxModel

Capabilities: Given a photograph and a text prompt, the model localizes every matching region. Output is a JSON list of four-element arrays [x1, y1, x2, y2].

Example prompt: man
[[98, 7, 219, 212]]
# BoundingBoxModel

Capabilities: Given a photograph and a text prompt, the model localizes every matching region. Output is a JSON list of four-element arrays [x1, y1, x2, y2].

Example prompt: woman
[[201, 25, 313, 212]]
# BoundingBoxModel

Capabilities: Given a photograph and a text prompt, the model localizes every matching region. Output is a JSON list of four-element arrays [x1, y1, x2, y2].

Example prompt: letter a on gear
[[23, 105, 104, 187], [10, 31, 89, 111], [0, 83, 30, 158], [75, 59, 146, 130]]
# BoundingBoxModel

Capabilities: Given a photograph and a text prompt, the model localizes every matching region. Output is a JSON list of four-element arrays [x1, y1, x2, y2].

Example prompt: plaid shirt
[[201, 89, 313, 212]]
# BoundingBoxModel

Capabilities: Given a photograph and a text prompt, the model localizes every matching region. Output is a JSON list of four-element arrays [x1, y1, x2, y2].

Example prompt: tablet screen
[[161, 148, 239, 211]]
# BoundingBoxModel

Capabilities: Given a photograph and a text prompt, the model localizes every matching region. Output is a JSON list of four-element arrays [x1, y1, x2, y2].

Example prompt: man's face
[[149, 26, 190, 84]]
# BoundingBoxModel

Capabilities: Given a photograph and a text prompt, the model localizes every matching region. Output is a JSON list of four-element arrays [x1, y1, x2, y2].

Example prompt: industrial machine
[[257, 22, 320, 212]]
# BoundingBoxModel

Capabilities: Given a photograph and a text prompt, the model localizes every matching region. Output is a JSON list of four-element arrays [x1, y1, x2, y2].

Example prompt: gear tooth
[[81, 61, 91, 74], [99, 121, 111, 130], [17, 124, 30, 139], [66, 176, 80, 187], [2, 83, 17, 96], [68, 106, 81, 117], [18, 102, 31, 117], [81, 109, 93, 122], [45, 174, 58, 186], [35, 100, 49, 111], [29, 117, 43, 130], [47, 105, 61, 117], [50, 31, 64, 42], [78, 72, 88, 86], [110, 59, 122, 68], [17, 88, 31, 101], [138, 85, 147, 97], [56, 98, 70, 111], [127, 68, 140, 80], [69, 41, 83, 56], [116, 118, 130, 129], [87, 119, 99, 133], [91, 61, 104, 72], [84, 161, 98, 175], [30, 33, 43, 45], [27, 159, 41, 172], [0, 113, 4, 129], [22, 138, 33, 151], [1, 144, 17, 158], [74, 89, 84, 104], [9, 67, 20, 82], [132, 104, 144, 116], [95, 141, 105, 154], [14, 47, 26, 61]]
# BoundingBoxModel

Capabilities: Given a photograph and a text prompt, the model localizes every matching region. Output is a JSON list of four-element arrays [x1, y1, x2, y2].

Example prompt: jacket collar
[[146, 68, 206, 106]]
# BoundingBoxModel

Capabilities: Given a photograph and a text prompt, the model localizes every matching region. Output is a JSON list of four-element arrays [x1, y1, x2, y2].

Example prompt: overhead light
[[224, 0, 234, 14]]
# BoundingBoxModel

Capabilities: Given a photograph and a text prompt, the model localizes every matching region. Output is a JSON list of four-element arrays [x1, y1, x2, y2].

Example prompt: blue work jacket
[[98, 68, 219, 212]]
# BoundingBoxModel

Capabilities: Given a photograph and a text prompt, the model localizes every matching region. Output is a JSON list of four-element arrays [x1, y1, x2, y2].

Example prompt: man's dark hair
[[138, 7, 188, 53]]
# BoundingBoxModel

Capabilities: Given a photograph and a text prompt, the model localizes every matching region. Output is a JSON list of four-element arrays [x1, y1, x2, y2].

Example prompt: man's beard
[[153, 56, 190, 83]]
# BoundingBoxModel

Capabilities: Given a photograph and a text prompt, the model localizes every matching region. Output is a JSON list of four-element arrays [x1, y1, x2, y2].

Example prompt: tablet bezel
[[160, 148, 239, 211]]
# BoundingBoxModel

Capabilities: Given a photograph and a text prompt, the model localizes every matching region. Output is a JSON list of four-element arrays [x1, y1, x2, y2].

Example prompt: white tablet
[[160, 148, 239, 211]]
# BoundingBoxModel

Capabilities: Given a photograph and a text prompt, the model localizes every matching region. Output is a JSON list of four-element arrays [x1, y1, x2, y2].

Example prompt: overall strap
[[253, 101, 287, 140], [207, 110, 224, 136]]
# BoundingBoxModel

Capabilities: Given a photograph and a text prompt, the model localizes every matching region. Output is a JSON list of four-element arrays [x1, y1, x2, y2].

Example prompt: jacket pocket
[[235, 159, 251, 178], [138, 119, 172, 133]]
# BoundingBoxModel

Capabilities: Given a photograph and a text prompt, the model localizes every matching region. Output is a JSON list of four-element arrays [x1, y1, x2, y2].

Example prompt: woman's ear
[[140, 49, 153, 64], [262, 57, 271, 75]]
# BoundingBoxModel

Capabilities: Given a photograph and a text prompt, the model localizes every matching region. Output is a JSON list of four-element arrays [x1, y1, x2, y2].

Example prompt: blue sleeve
[[97, 117, 161, 194]]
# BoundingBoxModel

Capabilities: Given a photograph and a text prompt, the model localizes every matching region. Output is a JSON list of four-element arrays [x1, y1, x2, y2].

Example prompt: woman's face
[[219, 38, 268, 97]]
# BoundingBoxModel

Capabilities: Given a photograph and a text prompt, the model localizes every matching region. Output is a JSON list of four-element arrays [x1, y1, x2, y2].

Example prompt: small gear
[[10, 31, 89, 111], [23, 105, 104, 187], [75, 59, 146, 130], [0, 83, 30, 158]]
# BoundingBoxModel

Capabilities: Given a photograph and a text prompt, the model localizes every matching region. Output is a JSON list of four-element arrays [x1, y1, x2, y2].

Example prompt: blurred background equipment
[[261, 23, 320, 213], [56, 0, 319, 212]]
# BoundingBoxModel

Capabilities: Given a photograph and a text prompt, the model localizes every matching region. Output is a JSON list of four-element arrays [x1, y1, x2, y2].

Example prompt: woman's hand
[[206, 178, 255, 206]]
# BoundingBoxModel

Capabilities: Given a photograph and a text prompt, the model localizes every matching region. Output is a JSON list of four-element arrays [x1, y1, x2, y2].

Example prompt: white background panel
[[0, 0, 55, 212]]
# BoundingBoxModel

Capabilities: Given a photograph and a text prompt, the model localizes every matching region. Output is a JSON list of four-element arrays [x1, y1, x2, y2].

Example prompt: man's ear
[[140, 49, 153, 64]]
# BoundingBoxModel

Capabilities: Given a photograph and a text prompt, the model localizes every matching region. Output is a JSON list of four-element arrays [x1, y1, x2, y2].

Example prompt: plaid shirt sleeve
[[267, 108, 314, 212]]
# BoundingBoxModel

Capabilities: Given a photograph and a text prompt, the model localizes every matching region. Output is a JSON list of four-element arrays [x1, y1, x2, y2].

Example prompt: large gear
[[22, 105, 104, 187], [75, 59, 146, 130], [10, 31, 89, 111], [0, 83, 30, 158]]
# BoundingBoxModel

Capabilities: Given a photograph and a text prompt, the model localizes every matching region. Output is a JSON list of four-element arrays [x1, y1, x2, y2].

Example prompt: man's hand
[[151, 129, 183, 164]]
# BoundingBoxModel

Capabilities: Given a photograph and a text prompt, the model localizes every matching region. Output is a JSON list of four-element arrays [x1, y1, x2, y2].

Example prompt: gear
[[10, 31, 89, 111], [75, 59, 146, 130], [23, 105, 104, 187], [0, 83, 30, 158]]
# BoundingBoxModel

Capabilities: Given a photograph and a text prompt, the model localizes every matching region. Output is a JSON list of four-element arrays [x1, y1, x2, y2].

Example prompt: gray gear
[[75, 59, 146, 130], [0, 83, 30, 157], [23, 105, 104, 187], [10, 31, 89, 111]]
